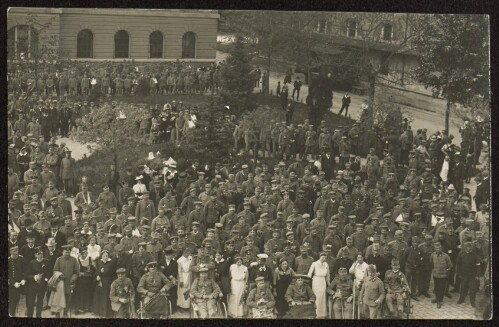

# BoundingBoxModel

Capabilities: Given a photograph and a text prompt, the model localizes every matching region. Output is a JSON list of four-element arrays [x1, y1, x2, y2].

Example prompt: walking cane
[[352, 282, 356, 319], [69, 284, 74, 318], [340, 297, 344, 319]]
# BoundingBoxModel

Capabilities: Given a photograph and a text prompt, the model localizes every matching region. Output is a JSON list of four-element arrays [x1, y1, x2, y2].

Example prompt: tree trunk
[[445, 99, 451, 134], [367, 71, 376, 126]]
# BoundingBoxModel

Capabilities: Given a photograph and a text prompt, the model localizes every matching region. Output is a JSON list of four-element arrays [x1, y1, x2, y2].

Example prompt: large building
[[306, 12, 420, 86], [7, 7, 219, 62]]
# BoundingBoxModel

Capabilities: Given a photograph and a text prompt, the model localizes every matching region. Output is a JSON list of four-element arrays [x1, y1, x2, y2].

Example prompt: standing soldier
[[25, 246, 51, 318], [8, 245, 26, 317], [68, 73, 77, 96], [430, 241, 452, 308], [384, 258, 410, 318], [359, 264, 385, 319], [59, 149, 76, 197], [339, 136, 351, 170], [135, 191, 156, 224], [109, 267, 136, 318], [53, 244, 80, 317]]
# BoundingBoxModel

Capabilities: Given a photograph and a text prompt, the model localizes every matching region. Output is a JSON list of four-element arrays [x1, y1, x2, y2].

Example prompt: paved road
[[15, 286, 483, 319], [216, 50, 462, 144]]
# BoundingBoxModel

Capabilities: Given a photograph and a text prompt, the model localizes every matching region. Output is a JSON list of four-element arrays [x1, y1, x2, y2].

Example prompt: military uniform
[[110, 275, 135, 318], [246, 284, 276, 318], [137, 270, 173, 301], [359, 274, 385, 319], [190, 277, 221, 318], [8, 253, 26, 317], [387, 240, 408, 261], [327, 274, 353, 319], [337, 245, 358, 261], [294, 255, 314, 275], [384, 269, 409, 317]]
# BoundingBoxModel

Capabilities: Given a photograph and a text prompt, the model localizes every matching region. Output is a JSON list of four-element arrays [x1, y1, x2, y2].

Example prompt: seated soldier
[[190, 265, 222, 318], [384, 258, 410, 318], [137, 261, 173, 318], [283, 274, 316, 318], [327, 267, 353, 319], [247, 276, 276, 318]]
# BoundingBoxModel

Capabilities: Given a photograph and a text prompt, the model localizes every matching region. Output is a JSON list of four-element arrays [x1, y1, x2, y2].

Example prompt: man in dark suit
[[43, 237, 61, 310], [474, 176, 489, 211], [46, 224, 67, 253], [321, 150, 336, 181], [160, 246, 178, 313]]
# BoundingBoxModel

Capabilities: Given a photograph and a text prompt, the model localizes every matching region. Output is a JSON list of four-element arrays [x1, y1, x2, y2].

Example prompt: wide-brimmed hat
[[45, 238, 57, 247]]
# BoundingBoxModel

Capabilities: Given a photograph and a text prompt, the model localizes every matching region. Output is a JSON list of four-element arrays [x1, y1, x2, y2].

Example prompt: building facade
[[311, 12, 420, 85], [7, 8, 219, 62]]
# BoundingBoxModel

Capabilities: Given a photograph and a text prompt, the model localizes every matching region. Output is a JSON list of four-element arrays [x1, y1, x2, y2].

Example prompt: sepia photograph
[[6, 7, 491, 320]]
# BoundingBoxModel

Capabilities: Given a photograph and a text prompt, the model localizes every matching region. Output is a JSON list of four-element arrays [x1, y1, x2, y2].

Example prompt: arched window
[[149, 31, 163, 58], [7, 25, 39, 60], [347, 21, 358, 38], [382, 23, 393, 41], [77, 29, 93, 58], [114, 30, 130, 58], [182, 32, 196, 59]]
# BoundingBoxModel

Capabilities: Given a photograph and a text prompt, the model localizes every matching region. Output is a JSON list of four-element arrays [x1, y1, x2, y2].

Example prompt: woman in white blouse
[[308, 252, 330, 318], [349, 253, 369, 288], [228, 255, 248, 318], [87, 235, 101, 262], [177, 248, 193, 310]]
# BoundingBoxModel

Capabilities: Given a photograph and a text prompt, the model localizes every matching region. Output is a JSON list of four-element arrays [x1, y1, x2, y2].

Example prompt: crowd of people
[[8, 60, 225, 99], [7, 61, 491, 320]]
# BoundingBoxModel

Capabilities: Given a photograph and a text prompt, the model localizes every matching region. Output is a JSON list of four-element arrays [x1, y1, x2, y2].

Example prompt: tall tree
[[221, 11, 291, 94], [412, 14, 489, 133], [219, 35, 256, 114], [176, 98, 233, 165]]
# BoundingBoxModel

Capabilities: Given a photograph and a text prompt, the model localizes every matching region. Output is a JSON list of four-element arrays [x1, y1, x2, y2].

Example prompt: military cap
[[255, 276, 265, 282], [356, 223, 364, 228], [116, 268, 127, 274], [146, 261, 158, 268], [391, 259, 400, 267], [286, 231, 294, 237]]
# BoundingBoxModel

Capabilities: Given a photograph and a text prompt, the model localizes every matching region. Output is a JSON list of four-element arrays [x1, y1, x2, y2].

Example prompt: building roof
[[8, 7, 220, 19]]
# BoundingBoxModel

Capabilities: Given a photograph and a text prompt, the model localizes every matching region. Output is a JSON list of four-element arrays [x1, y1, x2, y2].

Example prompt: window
[[7, 25, 39, 60], [317, 19, 327, 33], [182, 32, 196, 58], [149, 31, 163, 58], [77, 29, 93, 58], [114, 30, 130, 58], [347, 21, 358, 38], [382, 24, 393, 41]]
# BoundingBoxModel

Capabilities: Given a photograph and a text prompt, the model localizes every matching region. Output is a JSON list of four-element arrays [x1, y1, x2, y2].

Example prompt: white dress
[[228, 264, 247, 317], [308, 261, 329, 318], [177, 255, 192, 308]]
